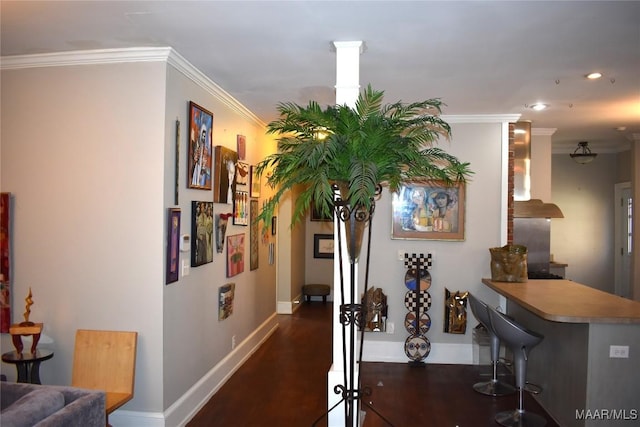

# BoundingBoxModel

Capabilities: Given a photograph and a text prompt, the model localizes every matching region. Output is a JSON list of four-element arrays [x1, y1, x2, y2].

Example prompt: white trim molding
[[0, 47, 264, 126]]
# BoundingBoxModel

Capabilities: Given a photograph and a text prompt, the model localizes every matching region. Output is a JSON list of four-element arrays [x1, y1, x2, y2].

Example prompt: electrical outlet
[[609, 345, 629, 358], [397, 250, 405, 261], [181, 260, 189, 277], [232, 335, 236, 349]]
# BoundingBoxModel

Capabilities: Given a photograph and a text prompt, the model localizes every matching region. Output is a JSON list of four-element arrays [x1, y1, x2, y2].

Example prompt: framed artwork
[[314, 234, 334, 259], [191, 201, 214, 267], [218, 283, 235, 321], [271, 216, 277, 236], [233, 190, 249, 226], [391, 181, 465, 241], [187, 101, 213, 190], [311, 201, 333, 221], [227, 234, 245, 278], [174, 119, 180, 205], [236, 161, 249, 186], [166, 208, 181, 285], [250, 165, 260, 198], [250, 200, 259, 270], [215, 213, 232, 254], [213, 146, 238, 204], [237, 134, 246, 160], [1, 193, 11, 333]]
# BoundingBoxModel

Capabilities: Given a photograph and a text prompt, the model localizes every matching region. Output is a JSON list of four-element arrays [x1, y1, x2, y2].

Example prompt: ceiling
[[2, 1, 639, 153]]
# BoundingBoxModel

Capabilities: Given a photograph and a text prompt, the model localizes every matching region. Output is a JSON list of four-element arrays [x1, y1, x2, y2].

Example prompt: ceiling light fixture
[[529, 103, 548, 111], [585, 72, 602, 80], [570, 141, 597, 164]]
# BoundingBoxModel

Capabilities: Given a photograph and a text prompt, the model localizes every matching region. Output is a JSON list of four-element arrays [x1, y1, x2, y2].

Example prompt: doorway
[[614, 182, 632, 298]]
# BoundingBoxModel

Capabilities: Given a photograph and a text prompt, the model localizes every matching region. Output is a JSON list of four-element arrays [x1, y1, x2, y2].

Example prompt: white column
[[328, 40, 363, 427]]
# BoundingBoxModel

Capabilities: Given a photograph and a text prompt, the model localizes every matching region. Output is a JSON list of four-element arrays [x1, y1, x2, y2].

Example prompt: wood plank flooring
[[187, 302, 560, 427]]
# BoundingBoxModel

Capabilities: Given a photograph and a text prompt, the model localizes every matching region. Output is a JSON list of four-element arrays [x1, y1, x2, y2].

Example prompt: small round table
[[1, 349, 54, 384]]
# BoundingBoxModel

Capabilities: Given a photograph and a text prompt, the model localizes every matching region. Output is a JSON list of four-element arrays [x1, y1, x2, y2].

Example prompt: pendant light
[[570, 141, 597, 164]]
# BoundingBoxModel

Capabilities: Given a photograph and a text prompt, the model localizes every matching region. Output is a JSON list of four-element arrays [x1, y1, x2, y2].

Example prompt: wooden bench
[[302, 284, 331, 303]]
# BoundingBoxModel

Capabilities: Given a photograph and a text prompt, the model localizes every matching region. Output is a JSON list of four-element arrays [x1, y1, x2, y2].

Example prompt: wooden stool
[[302, 284, 330, 303]]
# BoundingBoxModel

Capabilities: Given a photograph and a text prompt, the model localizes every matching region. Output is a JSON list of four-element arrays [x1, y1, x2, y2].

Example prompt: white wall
[[0, 49, 279, 424], [0, 61, 167, 411], [551, 153, 618, 292], [357, 121, 507, 361]]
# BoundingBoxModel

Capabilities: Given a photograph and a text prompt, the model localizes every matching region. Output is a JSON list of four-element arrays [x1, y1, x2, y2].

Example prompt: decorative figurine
[[444, 288, 469, 334], [9, 288, 43, 354]]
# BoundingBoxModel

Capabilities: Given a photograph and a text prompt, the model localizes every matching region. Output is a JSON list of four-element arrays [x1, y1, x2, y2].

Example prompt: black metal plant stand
[[312, 184, 393, 427]]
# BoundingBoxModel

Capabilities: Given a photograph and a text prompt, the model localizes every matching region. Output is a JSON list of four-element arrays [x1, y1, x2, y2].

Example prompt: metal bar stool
[[487, 306, 546, 427], [468, 294, 515, 396]]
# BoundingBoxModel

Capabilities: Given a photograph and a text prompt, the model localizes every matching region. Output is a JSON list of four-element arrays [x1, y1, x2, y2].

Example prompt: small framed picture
[[191, 201, 214, 267], [166, 208, 181, 284], [236, 161, 249, 186], [187, 102, 213, 190], [391, 181, 465, 241], [314, 234, 334, 259], [250, 165, 261, 198]]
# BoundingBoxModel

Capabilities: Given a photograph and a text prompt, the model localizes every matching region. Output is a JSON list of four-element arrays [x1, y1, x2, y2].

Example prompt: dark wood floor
[[187, 302, 559, 427]]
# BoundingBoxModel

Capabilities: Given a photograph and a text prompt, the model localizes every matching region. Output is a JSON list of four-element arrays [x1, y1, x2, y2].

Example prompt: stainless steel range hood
[[512, 121, 564, 275]]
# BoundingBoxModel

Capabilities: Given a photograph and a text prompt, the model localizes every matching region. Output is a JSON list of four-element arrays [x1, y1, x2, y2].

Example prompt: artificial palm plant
[[256, 84, 472, 229]]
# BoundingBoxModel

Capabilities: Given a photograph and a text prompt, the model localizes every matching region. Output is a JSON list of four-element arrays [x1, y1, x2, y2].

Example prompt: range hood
[[512, 121, 564, 276], [514, 199, 564, 218], [512, 121, 564, 219]]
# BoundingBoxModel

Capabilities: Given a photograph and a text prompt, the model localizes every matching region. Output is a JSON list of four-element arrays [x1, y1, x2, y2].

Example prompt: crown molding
[[442, 114, 521, 124], [1, 47, 264, 126], [532, 128, 557, 136]]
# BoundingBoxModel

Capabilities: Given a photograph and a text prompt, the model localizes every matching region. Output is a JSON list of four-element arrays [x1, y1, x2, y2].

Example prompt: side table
[[1, 349, 54, 384]]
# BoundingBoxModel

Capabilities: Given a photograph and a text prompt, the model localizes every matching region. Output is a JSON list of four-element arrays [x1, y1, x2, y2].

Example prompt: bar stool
[[487, 306, 546, 427], [468, 294, 515, 396]]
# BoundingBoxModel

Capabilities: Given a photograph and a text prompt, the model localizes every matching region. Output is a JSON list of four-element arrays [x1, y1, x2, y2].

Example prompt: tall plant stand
[[313, 185, 393, 427]]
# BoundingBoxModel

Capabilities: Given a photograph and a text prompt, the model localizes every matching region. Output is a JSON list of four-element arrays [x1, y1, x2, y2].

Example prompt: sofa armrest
[[34, 390, 105, 427]]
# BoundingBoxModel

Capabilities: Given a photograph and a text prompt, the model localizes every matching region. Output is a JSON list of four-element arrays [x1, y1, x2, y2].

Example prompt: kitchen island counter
[[482, 278, 640, 427], [482, 278, 640, 323]]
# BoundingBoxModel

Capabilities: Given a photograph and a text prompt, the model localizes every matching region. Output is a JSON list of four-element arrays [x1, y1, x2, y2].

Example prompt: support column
[[327, 40, 363, 427]]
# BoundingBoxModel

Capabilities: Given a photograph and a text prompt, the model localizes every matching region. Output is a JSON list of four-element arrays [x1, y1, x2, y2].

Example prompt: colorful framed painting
[[314, 234, 334, 259], [187, 102, 213, 190], [213, 146, 238, 204], [233, 190, 249, 226], [250, 200, 259, 270], [391, 181, 465, 241], [227, 234, 245, 278], [250, 165, 260, 198], [191, 201, 214, 267], [166, 208, 181, 285], [1, 192, 11, 332]]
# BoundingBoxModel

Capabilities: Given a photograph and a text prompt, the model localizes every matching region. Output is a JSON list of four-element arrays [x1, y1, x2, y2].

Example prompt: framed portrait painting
[[391, 181, 465, 241], [213, 146, 238, 204], [191, 201, 214, 267], [187, 102, 213, 190]]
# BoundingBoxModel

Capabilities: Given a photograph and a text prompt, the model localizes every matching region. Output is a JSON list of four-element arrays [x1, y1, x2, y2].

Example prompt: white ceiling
[[2, 1, 639, 153]]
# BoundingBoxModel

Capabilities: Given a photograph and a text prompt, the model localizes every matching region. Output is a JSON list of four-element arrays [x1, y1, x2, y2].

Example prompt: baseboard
[[361, 341, 475, 365], [109, 313, 279, 427], [277, 292, 304, 314]]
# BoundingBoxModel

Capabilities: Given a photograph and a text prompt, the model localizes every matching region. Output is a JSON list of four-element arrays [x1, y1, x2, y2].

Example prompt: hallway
[[187, 302, 559, 426]]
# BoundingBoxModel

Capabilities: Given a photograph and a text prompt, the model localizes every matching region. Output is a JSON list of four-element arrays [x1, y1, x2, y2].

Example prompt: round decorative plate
[[404, 311, 432, 335], [404, 290, 432, 313], [404, 335, 431, 361], [404, 268, 432, 291]]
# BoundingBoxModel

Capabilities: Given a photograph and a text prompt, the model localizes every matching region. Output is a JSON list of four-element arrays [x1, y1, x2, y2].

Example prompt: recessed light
[[529, 103, 548, 111], [586, 72, 602, 80]]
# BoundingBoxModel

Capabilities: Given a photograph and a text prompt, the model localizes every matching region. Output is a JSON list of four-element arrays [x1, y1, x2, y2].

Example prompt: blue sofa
[[0, 382, 105, 427]]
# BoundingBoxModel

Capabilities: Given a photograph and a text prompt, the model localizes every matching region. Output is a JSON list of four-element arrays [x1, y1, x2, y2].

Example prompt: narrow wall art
[[250, 199, 259, 270], [218, 283, 235, 321], [166, 208, 181, 285]]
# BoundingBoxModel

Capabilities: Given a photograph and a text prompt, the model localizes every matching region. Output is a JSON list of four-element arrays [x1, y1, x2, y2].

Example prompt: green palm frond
[[256, 84, 473, 227]]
